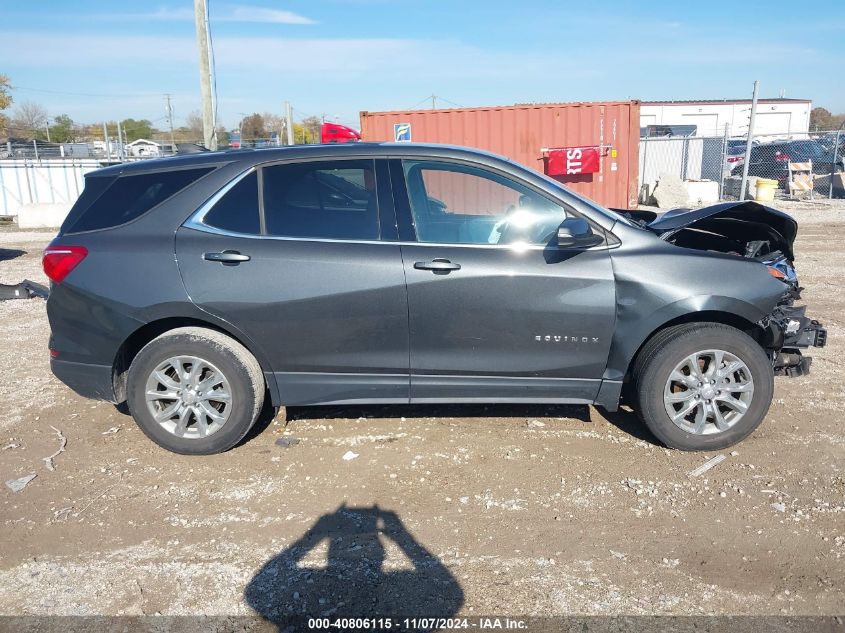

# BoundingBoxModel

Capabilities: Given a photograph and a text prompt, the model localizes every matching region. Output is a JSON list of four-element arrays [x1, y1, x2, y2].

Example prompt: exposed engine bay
[[614, 201, 827, 376]]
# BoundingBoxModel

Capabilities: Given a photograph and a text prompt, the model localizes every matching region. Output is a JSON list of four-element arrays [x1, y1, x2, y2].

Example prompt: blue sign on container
[[394, 123, 412, 142]]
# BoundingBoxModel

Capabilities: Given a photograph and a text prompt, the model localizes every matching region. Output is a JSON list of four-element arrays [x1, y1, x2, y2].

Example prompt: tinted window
[[262, 160, 379, 240], [66, 167, 214, 233], [788, 141, 827, 159], [60, 174, 116, 234], [403, 161, 568, 246], [203, 171, 260, 234]]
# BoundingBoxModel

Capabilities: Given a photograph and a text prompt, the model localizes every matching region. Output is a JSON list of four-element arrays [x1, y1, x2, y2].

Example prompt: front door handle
[[413, 258, 461, 273], [203, 250, 251, 265]]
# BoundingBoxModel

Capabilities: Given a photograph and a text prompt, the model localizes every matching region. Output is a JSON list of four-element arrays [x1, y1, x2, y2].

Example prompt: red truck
[[320, 122, 361, 144]]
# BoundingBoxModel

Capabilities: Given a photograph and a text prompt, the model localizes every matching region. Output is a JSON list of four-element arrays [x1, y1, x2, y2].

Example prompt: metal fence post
[[830, 121, 844, 199], [0, 164, 7, 215], [103, 122, 110, 162], [640, 137, 649, 204], [739, 80, 760, 201], [718, 123, 729, 200]]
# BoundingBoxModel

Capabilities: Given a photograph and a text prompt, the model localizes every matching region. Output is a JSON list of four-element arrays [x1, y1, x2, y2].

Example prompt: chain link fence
[[4, 129, 844, 214], [639, 130, 845, 205]]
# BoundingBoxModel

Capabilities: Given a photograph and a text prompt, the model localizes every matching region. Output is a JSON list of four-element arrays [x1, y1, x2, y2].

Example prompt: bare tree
[[0, 74, 11, 136], [10, 101, 48, 139], [300, 116, 322, 144], [185, 110, 204, 140], [239, 113, 266, 140], [262, 112, 285, 141]]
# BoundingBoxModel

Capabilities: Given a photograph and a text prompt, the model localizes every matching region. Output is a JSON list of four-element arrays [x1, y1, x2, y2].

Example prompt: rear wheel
[[127, 327, 264, 454], [634, 323, 773, 451]]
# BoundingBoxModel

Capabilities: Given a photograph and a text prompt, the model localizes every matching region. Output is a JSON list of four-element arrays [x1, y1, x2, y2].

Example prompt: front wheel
[[633, 323, 774, 451]]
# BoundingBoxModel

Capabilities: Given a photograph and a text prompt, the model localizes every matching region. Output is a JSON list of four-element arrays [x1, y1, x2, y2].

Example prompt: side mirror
[[557, 217, 604, 249]]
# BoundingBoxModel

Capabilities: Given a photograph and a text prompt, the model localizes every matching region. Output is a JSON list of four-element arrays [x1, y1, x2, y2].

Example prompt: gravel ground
[[0, 207, 843, 621]]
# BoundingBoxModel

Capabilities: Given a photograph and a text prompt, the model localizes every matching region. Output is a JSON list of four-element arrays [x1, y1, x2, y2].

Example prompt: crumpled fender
[[603, 293, 774, 382]]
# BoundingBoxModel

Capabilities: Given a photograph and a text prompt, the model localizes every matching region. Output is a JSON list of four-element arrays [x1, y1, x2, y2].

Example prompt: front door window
[[403, 161, 569, 247]]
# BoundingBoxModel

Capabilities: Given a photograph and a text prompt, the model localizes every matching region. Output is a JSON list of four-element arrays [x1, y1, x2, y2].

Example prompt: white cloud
[[105, 4, 316, 25], [0, 32, 572, 79], [144, 7, 196, 21], [221, 6, 316, 25]]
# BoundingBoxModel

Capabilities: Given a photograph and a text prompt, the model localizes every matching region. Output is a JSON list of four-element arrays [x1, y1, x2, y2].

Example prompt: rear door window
[[261, 160, 379, 240], [65, 166, 214, 233]]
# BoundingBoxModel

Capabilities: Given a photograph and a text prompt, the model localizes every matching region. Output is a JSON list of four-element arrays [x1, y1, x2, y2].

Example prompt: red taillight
[[775, 152, 790, 162], [727, 156, 743, 163], [42, 246, 88, 284]]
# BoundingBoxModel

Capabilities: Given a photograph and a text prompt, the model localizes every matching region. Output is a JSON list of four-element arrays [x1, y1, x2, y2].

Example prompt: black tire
[[126, 327, 264, 455], [633, 323, 774, 451]]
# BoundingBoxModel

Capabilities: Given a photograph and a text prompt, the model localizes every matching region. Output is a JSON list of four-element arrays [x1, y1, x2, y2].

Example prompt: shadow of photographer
[[245, 504, 463, 628]]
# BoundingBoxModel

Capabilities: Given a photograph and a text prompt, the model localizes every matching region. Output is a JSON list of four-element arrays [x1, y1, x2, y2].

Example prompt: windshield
[[540, 173, 644, 228], [788, 141, 828, 159], [490, 154, 644, 229]]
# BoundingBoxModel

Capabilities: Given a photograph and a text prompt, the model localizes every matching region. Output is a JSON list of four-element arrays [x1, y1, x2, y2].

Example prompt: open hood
[[644, 201, 798, 260]]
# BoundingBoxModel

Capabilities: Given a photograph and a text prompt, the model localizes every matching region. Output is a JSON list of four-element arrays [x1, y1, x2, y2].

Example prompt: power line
[[405, 94, 464, 110], [406, 96, 432, 110], [11, 85, 159, 99], [437, 96, 464, 108]]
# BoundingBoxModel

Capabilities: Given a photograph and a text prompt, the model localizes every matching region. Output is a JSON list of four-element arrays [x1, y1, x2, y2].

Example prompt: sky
[[1, 0, 842, 131]]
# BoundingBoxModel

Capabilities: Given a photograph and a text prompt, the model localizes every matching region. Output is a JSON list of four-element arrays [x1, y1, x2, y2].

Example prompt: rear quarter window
[[64, 167, 214, 233], [202, 171, 260, 234]]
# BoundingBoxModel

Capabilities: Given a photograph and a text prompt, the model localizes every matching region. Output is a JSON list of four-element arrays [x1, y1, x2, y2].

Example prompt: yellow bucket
[[755, 178, 778, 202]]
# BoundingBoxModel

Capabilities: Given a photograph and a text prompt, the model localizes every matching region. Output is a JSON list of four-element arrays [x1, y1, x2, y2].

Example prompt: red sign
[[546, 146, 601, 176]]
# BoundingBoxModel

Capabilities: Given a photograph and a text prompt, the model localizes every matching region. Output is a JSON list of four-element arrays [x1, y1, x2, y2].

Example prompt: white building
[[126, 139, 163, 157], [640, 98, 811, 138]]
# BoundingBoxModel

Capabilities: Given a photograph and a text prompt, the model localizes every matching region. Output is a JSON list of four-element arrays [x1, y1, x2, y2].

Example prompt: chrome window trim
[[179, 221, 610, 252], [183, 163, 617, 252], [184, 167, 257, 236]]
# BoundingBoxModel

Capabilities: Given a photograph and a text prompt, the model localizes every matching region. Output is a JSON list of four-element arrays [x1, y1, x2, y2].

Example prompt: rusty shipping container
[[360, 101, 640, 209]]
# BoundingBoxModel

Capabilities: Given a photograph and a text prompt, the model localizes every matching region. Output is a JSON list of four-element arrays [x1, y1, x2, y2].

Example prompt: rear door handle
[[413, 258, 461, 273], [203, 250, 251, 265]]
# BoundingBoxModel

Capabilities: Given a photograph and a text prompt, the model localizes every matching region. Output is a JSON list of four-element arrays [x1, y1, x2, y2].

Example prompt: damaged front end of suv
[[634, 200, 828, 377]]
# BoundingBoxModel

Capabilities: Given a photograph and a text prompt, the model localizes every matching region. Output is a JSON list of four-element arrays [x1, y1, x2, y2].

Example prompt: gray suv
[[43, 143, 826, 454]]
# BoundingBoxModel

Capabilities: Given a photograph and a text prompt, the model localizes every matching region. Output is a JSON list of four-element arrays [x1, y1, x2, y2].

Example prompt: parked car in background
[[724, 138, 752, 175], [733, 139, 845, 187], [817, 133, 845, 157], [44, 144, 825, 455]]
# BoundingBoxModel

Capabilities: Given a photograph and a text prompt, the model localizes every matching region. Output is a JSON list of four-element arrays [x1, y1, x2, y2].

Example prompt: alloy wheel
[[144, 355, 232, 439], [663, 349, 754, 435]]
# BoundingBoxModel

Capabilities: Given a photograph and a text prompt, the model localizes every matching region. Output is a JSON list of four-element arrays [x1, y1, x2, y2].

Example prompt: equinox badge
[[535, 335, 600, 343]]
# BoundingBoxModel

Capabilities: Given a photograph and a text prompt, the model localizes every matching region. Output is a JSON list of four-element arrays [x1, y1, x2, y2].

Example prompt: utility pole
[[739, 80, 760, 201], [44, 123, 51, 143], [285, 101, 294, 145], [194, 0, 218, 150], [164, 94, 176, 153], [102, 122, 111, 161]]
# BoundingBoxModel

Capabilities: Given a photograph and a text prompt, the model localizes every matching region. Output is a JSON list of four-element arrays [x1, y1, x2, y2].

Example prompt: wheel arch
[[112, 316, 278, 404], [622, 309, 766, 386]]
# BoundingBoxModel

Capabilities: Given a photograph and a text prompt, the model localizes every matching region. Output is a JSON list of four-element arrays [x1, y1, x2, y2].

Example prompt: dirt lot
[[0, 205, 843, 621]]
